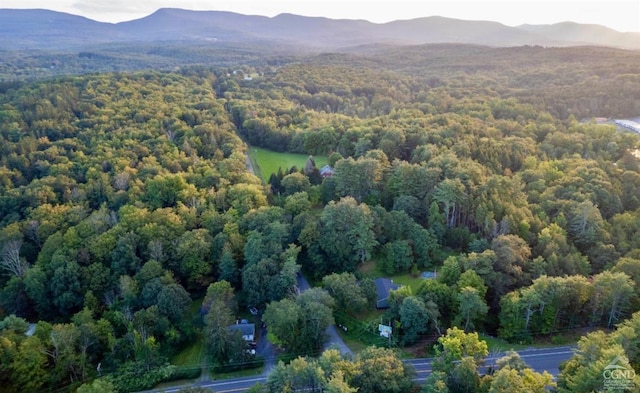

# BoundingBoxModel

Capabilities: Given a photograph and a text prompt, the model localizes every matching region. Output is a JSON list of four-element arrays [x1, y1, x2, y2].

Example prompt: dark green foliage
[[263, 288, 335, 356], [0, 70, 259, 391], [157, 283, 191, 322], [322, 272, 368, 315], [399, 296, 430, 345], [381, 240, 413, 274], [360, 278, 378, 309], [353, 346, 416, 393], [319, 197, 377, 274], [1, 44, 640, 392], [242, 245, 300, 307], [416, 279, 458, 328], [218, 249, 240, 287], [556, 315, 640, 393], [107, 362, 201, 392]]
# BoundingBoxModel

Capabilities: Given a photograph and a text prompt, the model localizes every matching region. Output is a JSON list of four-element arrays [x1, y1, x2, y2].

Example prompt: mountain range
[[1, 8, 639, 51]]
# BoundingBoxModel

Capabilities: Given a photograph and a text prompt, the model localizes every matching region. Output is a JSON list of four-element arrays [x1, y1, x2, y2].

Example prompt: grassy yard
[[480, 334, 533, 353], [340, 333, 372, 354], [172, 338, 205, 368], [171, 298, 267, 381], [211, 364, 265, 379], [248, 146, 328, 182], [481, 329, 584, 353], [358, 260, 430, 292], [172, 298, 205, 367]]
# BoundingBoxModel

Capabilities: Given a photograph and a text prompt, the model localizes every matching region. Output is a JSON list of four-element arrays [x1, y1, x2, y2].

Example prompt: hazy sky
[[3, 0, 640, 32]]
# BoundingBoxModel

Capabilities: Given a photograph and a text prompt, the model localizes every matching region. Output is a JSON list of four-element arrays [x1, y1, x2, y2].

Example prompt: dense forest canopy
[[1, 44, 640, 392]]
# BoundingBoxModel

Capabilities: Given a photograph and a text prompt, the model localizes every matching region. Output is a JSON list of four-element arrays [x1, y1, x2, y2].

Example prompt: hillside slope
[[1, 8, 639, 50]]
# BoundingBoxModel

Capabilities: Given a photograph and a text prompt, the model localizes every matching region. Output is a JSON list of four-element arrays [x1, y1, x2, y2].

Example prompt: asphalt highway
[[408, 345, 575, 383], [148, 275, 574, 392], [149, 345, 575, 393]]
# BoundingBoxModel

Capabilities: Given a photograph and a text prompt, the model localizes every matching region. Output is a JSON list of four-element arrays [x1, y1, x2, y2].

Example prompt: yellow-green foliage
[[250, 146, 327, 182]]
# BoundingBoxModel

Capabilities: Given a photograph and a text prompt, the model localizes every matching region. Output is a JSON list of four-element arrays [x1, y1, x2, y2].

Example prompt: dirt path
[[245, 153, 256, 176]]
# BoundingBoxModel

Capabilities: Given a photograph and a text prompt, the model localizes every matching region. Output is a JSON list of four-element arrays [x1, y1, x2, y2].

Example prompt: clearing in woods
[[248, 146, 328, 182]]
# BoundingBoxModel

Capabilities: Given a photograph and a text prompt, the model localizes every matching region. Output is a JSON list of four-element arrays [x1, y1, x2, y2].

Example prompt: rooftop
[[374, 278, 400, 309], [228, 323, 255, 338]]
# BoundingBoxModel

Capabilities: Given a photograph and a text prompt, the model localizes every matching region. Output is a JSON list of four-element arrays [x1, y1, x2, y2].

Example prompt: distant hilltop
[[1, 8, 639, 50]]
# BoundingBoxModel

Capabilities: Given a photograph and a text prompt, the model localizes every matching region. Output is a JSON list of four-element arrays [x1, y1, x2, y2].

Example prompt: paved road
[[296, 273, 353, 357], [153, 376, 267, 393], [148, 346, 575, 392], [407, 345, 575, 383], [323, 325, 353, 357], [150, 273, 571, 392], [503, 346, 574, 376]]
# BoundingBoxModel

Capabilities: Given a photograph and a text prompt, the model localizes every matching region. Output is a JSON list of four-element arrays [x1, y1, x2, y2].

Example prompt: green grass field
[[172, 299, 205, 368], [480, 334, 531, 352], [172, 338, 205, 367], [171, 298, 267, 381], [248, 146, 328, 182], [358, 260, 428, 291]]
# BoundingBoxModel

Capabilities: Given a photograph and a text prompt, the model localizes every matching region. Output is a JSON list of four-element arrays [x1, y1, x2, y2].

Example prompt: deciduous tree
[[455, 286, 488, 332], [320, 197, 377, 273], [399, 296, 429, 346]]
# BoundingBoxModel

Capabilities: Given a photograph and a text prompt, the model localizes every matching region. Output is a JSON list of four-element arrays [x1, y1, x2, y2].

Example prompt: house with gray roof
[[375, 278, 400, 309], [228, 322, 255, 342]]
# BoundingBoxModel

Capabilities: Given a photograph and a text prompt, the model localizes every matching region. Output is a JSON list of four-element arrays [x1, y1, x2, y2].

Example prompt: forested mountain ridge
[[519, 21, 640, 49], [1, 8, 640, 50], [1, 44, 640, 392]]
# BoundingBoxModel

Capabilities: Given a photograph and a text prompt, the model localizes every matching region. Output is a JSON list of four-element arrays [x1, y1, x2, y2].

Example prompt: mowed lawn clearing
[[248, 146, 328, 182], [172, 337, 205, 369], [172, 298, 205, 369], [358, 259, 428, 292]]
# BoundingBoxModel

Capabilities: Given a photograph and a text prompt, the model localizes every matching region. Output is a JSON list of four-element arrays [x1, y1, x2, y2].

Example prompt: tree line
[[0, 44, 640, 391]]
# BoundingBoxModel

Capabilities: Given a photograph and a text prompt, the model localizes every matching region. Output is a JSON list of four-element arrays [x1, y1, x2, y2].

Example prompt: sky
[[2, 0, 639, 32]]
